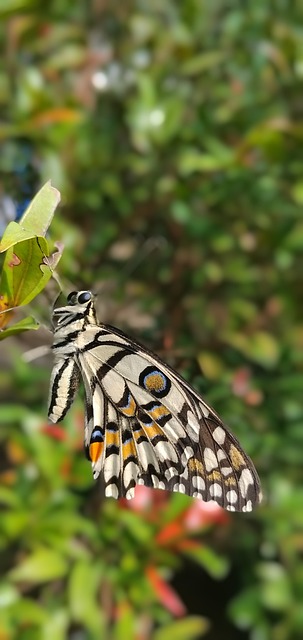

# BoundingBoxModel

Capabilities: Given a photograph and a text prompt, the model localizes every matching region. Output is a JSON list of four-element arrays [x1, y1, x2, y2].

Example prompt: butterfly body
[[48, 291, 262, 511]]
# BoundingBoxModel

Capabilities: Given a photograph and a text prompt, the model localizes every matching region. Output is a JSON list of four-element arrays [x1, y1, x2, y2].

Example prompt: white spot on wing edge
[[242, 500, 253, 512], [192, 475, 205, 492], [239, 468, 254, 498], [209, 483, 223, 498], [105, 484, 119, 499], [123, 461, 139, 488], [226, 490, 238, 504]]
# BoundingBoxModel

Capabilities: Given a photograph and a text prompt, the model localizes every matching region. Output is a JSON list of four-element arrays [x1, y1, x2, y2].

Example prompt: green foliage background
[[1, 1, 303, 639]]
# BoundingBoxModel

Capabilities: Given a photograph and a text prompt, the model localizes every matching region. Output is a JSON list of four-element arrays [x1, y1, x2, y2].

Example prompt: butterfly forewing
[[48, 291, 262, 511]]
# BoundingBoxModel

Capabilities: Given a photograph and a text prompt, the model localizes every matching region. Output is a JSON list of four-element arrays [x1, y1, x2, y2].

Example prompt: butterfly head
[[67, 291, 93, 306], [52, 290, 97, 329]]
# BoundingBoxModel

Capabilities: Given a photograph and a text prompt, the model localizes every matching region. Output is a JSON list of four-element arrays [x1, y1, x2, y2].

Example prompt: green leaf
[[0, 486, 21, 508], [197, 351, 225, 380], [41, 609, 69, 640], [0, 404, 31, 421], [292, 181, 303, 205], [0, 181, 60, 252], [223, 331, 280, 368], [7, 597, 47, 625], [113, 603, 136, 640], [153, 616, 210, 640], [181, 51, 225, 76], [0, 182, 62, 331], [177, 148, 234, 175], [0, 221, 42, 251], [183, 545, 229, 580], [162, 493, 192, 523], [0, 583, 19, 608], [0, 316, 39, 340], [258, 562, 292, 611], [228, 586, 261, 629], [0, 0, 39, 17], [9, 548, 68, 584], [68, 560, 105, 634], [0, 237, 51, 309], [20, 180, 60, 235], [69, 561, 99, 619]]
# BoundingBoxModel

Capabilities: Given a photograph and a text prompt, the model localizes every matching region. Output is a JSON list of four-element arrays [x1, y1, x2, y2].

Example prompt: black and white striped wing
[[50, 324, 262, 512], [48, 358, 81, 423]]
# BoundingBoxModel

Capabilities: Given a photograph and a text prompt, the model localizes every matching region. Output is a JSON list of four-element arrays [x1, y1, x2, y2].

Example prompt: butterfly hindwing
[[48, 291, 262, 511], [79, 339, 194, 498]]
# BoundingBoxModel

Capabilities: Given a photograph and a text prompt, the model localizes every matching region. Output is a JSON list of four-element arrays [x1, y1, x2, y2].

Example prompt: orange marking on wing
[[189, 458, 205, 476], [142, 421, 165, 440], [133, 426, 147, 442], [107, 430, 119, 447], [224, 476, 237, 486], [148, 405, 170, 421], [89, 441, 104, 463], [122, 439, 137, 460], [145, 373, 165, 392], [229, 445, 245, 470], [207, 470, 221, 482], [120, 395, 136, 417]]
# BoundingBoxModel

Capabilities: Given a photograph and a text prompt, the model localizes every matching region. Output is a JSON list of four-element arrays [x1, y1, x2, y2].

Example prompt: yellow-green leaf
[[154, 616, 210, 640], [0, 316, 39, 340], [0, 236, 51, 308], [9, 548, 68, 584], [224, 331, 280, 368], [0, 181, 60, 252]]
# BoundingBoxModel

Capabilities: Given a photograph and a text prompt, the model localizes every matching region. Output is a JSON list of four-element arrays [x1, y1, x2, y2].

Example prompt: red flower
[[146, 566, 186, 617], [40, 424, 67, 441]]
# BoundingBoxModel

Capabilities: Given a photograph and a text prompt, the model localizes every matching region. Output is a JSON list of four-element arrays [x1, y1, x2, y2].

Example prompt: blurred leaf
[[153, 616, 210, 640], [0, 488, 20, 509], [292, 182, 303, 205], [223, 331, 280, 368], [68, 560, 103, 625], [113, 602, 136, 640], [7, 597, 47, 624], [41, 609, 69, 640], [183, 545, 229, 580], [9, 548, 68, 584], [258, 562, 292, 611], [0, 583, 19, 608], [285, 222, 303, 250], [0, 0, 39, 16], [178, 148, 234, 175], [229, 586, 261, 629], [162, 494, 192, 524], [181, 51, 225, 75], [0, 315, 39, 340], [0, 404, 31, 421], [197, 351, 225, 380]]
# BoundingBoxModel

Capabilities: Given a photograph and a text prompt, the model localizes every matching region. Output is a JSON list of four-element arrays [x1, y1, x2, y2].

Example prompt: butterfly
[[48, 290, 262, 511]]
